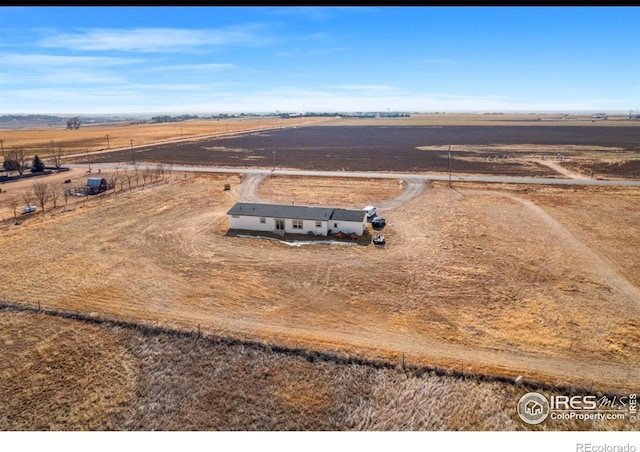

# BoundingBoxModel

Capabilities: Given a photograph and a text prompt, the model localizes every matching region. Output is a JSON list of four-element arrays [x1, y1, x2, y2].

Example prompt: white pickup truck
[[363, 206, 377, 219]]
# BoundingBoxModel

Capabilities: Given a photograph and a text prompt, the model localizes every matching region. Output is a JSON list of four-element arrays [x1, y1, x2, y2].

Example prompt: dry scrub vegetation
[[1, 173, 639, 430], [1, 308, 633, 431]]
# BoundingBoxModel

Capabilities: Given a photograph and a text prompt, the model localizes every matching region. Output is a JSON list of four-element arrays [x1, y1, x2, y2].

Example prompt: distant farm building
[[227, 202, 367, 236], [592, 113, 608, 120], [86, 177, 110, 195]]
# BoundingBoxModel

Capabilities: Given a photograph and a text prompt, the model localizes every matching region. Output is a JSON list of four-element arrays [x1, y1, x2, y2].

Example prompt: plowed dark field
[[81, 125, 640, 176]]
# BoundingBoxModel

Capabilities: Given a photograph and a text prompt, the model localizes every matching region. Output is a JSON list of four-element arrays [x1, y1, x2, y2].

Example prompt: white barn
[[227, 202, 367, 236]]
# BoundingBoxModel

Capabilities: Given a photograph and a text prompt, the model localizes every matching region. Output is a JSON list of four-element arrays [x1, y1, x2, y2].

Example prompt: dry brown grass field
[[1, 114, 639, 430], [0, 172, 638, 412], [1, 308, 633, 431], [0, 115, 328, 159]]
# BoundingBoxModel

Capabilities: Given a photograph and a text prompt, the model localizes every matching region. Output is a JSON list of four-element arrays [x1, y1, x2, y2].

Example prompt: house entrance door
[[275, 219, 285, 231]]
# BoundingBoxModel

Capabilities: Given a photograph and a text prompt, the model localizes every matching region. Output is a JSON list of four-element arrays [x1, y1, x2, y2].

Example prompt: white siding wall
[[229, 215, 329, 236], [228, 215, 273, 232], [284, 219, 327, 236], [329, 220, 366, 236]]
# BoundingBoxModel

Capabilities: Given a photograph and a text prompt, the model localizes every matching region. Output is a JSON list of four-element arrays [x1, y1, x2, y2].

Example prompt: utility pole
[[0, 139, 4, 156], [447, 144, 452, 188], [106, 134, 110, 149], [272, 150, 276, 171], [130, 139, 135, 164]]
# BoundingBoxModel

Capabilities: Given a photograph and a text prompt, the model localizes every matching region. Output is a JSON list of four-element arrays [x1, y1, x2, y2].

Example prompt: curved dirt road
[[236, 174, 426, 211], [377, 178, 425, 211], [235, 173, 266, 203]]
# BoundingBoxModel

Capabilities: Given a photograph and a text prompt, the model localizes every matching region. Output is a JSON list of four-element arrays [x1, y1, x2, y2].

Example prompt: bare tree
[[16, 148, 27, 176], [33, 182, 50, 213], [4, 148, 27, 175], [66, 117, 81, 129], [49, 182, 61, 209], [48, 141, 64, 169], [119, 170, 128, 193], [22, 189, 34, 212], [142, 167, 151, 187], [9, 197, 19, 222], [63, 186, 70, 211], [108, 171, 118, 197]]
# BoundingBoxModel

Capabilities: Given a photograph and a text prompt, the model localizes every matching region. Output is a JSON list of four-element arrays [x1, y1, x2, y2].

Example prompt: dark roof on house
[[86, 177, 105, 187], [227, 203, 365, 222], [330, 208, 367, 222]]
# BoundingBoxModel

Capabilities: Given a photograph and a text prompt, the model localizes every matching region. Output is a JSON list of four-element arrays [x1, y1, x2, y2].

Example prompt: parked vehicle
[[22, 205, 37, 214], [363, 205, 377, 219], [372, 216, 386, 230]]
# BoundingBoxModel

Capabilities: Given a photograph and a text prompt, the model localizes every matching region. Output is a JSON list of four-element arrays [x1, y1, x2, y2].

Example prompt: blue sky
[[1, 6, 639, 115]]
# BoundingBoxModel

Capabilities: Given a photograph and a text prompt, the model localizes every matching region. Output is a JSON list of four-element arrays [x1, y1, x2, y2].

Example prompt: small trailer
[[372, 233, 386, 248]]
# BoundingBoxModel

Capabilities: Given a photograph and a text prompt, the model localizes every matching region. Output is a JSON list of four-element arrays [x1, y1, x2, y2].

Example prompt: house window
[[293, 219, 303, 229], [259, 217, 266, 224], [315, 221, 322, 228], [232, 215, 240, 219], [334, 223, 338, 228]]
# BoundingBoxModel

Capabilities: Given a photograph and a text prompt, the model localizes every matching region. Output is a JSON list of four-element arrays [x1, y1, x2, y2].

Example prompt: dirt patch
[[0, 174, 638, 394]]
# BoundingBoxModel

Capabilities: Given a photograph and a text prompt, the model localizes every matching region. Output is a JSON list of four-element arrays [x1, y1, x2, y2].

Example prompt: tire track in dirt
[[531, 158, 588, 180], [497, 192, 640, 309], [236, 173, 266, 203], [202, 173, 640, 390], [377, 178, 425, 211]]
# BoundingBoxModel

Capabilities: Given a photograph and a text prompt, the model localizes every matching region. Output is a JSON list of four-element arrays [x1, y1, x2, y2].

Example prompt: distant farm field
[[75, 123, 640, 178], [2, 114, 639, 178]]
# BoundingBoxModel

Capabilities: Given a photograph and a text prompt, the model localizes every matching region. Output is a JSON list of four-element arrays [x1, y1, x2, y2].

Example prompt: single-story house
[[227, 202, 367, 236]]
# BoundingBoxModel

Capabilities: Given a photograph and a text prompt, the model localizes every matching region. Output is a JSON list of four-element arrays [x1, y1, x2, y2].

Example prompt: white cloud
[[0, 53, 141, 67], [135, 63, 237, 73], [0, 82, 634, 115], [39, 27, 273, 53], [330, 84, 401, 93]]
